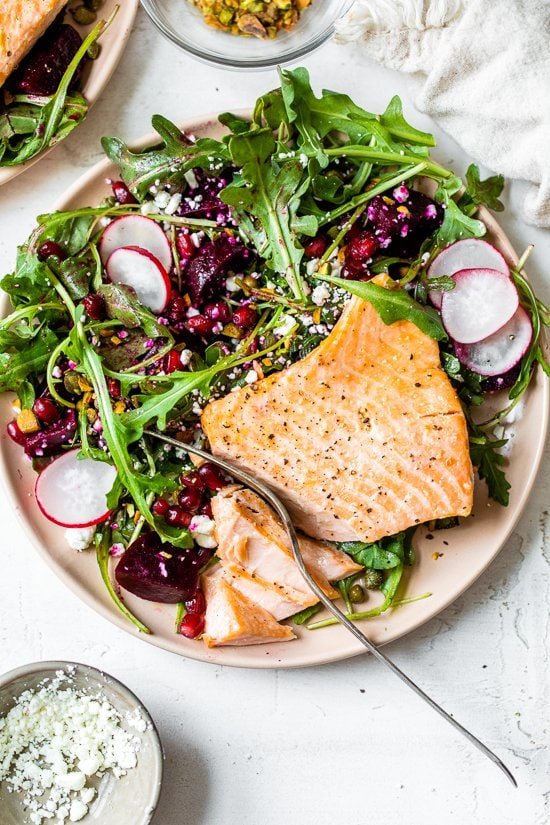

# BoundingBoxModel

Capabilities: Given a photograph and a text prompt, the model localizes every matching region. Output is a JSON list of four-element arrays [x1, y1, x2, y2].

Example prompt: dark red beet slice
[[9, 24, 84, 96], [185, 234, 248, 305], [481, 364, 521, 393], [24, 409, 77, 458], [366, 189, 443, 257], [115, 532, 201, 603]]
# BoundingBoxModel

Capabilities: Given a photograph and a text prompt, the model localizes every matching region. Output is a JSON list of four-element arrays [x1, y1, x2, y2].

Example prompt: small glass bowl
[[140, 0, 354, 70]]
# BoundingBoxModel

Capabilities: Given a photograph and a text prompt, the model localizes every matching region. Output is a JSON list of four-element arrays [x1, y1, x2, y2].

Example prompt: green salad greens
[[0, 68, 547, 640]]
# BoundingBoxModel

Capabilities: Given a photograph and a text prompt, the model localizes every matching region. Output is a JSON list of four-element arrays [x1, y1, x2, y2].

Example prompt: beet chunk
[[185, 234, 247, 305], [9, 24, 84, 96], [115, 532, 201, 603], [24, 409, 77, 458], [366, 188, 444, 257]]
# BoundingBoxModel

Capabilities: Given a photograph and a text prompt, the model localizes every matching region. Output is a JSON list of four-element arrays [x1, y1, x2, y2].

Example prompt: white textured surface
[[0, 11, 549, 824]]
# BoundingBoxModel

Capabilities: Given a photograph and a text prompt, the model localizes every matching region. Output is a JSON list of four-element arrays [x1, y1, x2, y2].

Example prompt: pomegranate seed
[[7, 420, 26, 446], [178, 486, 203, 513], [346, 231, 379, 262], [197, 462, 225, 491], [180, 470, 206, 493], [200, 501, 213, 519], [204, 301, 231, 323], [112, 180, 137, 205], [179, 612, 205, 638], [107, 378, 121, 399], [82, 293, 105, 321], [166, 506, 192, 527], [177, 233, 195, 258], [37, 241, 66, 261], [185, 589, 206, 614], [152, 498, 170, 516], [164, 349, 181, 374], [304, 236, 328, 258], [168, 294, 188, 323], [185, 315, 214, 336], [32, 397, 59, 425], [232, 305, 258, 330]]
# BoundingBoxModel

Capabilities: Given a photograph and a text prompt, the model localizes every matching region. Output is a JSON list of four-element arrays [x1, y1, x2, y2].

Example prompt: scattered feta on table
[[65, 526, 95, 552]]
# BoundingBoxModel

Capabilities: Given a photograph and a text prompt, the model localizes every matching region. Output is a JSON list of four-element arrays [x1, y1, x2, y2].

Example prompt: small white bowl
[[0, 661, 163, 825]]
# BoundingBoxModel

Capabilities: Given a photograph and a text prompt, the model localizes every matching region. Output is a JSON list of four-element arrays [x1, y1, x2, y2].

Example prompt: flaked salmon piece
[[221, 563, 317, 621], [202, 567, 295, 647], [202, 295, 474, 543], [212, 485, 361, 597], [0, 0, 67, 87]]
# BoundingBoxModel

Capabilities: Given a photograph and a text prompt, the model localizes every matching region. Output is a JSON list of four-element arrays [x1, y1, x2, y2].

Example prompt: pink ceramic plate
[[0, 0, 139, 186], [0, 114, 547, 668]]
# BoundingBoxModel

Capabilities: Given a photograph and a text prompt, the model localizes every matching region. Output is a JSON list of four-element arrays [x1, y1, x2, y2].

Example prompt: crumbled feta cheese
[[190, 515, 217, 548], [154, 191, 170, 210], [244, 369, 258, 384], [140, 201, 156, 215], [311, 284, 331, 306], [0, 670, 145, 825], [225, 275, 241, 293], [164, 193, 182, 215], [65, 527, 95, 552], [184, 170, 199, 188], [299, 152, 309, 166], [179, 349, 193, 367], [273, 313, 296, 337]]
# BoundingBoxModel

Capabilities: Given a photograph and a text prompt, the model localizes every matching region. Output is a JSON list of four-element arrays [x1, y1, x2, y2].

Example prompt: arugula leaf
[[433, 175, 486, 245], [469, 423, 510, 506], [379, 95, 436, 147], [0, 329, 60, 392], [290, 603, 323, 625], [99, 283, 172, 341], [338, 540, 401, 570], [318, 274, 447, 340], [221, 128, 308, 300], [465, 164, 505, 212], [96, 528, 151, 634], [102, 115, 229, 201]]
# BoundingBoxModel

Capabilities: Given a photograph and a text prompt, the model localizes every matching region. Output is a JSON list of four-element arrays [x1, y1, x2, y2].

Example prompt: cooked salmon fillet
[[0, 0, 67, 87], [211, 485, 361, 620], [202, 567, 296, 647], [202, 295, 474, 543]]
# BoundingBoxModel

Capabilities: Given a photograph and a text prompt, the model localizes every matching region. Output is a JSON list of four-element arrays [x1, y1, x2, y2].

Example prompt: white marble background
[[0, 9, 549, 825]]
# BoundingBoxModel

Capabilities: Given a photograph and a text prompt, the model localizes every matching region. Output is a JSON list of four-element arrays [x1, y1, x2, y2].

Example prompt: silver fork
[[148, 430, 517, 786]]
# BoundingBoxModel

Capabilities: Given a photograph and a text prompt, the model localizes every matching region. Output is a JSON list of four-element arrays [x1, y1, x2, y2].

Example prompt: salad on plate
[[0, 0, 115, 169], [1, 68, 548, 646]]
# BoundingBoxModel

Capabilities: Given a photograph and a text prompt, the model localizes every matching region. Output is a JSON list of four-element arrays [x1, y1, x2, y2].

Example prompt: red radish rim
[[428, 239, 509, 309], [454, 305, 533, 377], [35, 449, 116, 528], [99, 214, 172, 272], [105, 245, 171, 314], [440, 267, 519, 344]]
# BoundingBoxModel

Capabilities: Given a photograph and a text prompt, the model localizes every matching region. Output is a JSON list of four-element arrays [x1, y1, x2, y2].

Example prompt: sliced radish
[[428, 239, 509, 308], [440, 268, 519, 344], [454, 306, 532, 377], [36, 450, 117, 528], [106, 246, 170, 313], [99, 215, 172, 273]]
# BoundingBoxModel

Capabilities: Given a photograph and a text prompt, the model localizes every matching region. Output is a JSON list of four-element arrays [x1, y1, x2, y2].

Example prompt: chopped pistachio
[[192, 0, 313, 39]]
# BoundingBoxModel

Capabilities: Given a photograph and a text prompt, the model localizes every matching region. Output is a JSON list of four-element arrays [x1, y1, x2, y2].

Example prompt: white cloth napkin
[[336, 0, 550, 227]]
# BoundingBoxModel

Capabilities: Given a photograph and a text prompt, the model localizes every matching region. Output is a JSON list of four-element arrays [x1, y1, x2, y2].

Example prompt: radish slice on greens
[[441, 268, 519, 344], [36, 450, 117, 528], [454, 306, 532, 377], [99, 214, 172, 273], [428, 239, 509, 308], [106, 246, 170, 313]]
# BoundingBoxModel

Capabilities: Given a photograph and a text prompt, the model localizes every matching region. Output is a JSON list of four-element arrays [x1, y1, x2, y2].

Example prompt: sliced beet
[[115, 532, 201, 603], [24, 409, 77, 458], [9, 24, 84, 96], [366, 189, 444, 257], [185, 234, 247, 304]]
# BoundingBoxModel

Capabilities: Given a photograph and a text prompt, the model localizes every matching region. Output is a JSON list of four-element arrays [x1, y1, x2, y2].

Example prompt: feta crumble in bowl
[[0, 662, 163, 825]]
